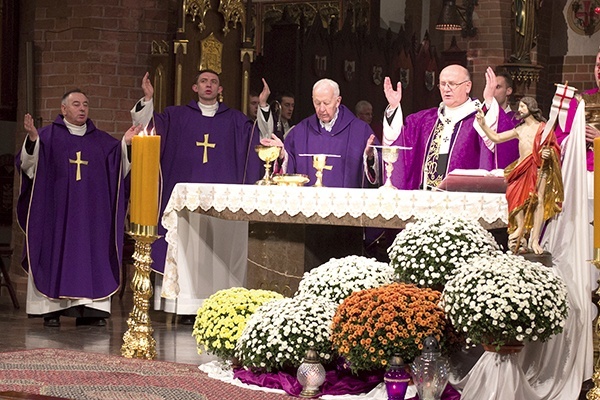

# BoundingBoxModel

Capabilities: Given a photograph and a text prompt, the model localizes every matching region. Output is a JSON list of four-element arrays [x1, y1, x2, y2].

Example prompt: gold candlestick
[[588, 250, 600, 400], [590, 133, 600, 399], [121, 223, 158, 360]]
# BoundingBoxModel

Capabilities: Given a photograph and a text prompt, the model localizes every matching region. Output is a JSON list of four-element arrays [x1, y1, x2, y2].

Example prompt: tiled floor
[[0, 275, 596, 399], [0, 281, 215, 366]]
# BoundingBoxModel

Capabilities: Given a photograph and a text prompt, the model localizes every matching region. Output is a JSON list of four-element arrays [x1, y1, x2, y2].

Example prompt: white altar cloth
[[160, 183, 507, 299]]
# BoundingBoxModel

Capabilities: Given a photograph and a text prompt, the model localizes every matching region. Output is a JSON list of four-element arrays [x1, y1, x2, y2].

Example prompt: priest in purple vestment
[[16, 89, 137, 328], [258, 78, 378, 188], [492, 69, 520, 168], [131, 70, 263, 324], [257, 78, 380, 267], [555, 49, 600, 172], [382, 65, 517, 190]]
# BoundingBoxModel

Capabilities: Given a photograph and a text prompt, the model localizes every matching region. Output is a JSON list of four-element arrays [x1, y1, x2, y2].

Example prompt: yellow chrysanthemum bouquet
[[192, 287, 283, 360]]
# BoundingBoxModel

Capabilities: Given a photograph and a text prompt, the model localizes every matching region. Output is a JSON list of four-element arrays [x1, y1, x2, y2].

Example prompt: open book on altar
[[437, 169, 507, 193]]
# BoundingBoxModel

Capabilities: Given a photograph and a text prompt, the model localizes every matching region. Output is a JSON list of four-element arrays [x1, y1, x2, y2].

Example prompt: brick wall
[[439, 0, 514, 100], [443, 0, 596, 112], [27, 0, 175, 135]]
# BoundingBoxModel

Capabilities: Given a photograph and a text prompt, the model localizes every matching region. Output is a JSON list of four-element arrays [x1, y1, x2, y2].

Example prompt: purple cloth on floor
[[234, 367, 461, 398], [234, 368, 383, 396]]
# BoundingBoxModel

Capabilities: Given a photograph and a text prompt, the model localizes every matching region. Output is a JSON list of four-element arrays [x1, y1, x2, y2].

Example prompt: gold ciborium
[[381, 146, 399, 189], [255, 145, 281, 185], [312, 154, 332, 187]]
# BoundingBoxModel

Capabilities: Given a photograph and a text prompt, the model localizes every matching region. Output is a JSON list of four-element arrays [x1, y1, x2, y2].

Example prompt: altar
[[159, 183, 507, 299]]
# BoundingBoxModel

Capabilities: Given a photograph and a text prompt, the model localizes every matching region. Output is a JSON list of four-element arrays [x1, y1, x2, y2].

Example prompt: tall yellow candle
[[130, 134, 161, 227], [594, 137, 600, 248]]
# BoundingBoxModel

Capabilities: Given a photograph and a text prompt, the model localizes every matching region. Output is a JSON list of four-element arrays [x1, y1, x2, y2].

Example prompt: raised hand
[[365, 134, 376, 159], [259, 78, 271, 107], [475, 108, 487, 127], [142, 72, 154, 101], [24, 113, 39, 141], [383, 77, 402, 110], [483, 67, 497, 104], [123, 124, 143, 146]]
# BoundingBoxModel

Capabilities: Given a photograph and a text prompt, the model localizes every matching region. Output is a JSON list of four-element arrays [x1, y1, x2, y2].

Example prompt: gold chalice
[[312, 154, 332, 187], [255, 145, 280, 185], [381, 146, 399, 189]]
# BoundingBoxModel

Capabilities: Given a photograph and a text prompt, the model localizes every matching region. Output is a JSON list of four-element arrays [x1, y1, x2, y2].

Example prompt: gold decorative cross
[[69, 151, 88, 181], [196, 133, 216, 164]]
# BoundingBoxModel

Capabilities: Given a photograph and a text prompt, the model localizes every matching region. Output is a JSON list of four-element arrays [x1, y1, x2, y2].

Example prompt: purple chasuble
[[390, 106, 503, 190], [495, 109, 520, 168], [150, 101, 261, 273], [556, 87, 598, 171], [16, 115, 126, 300], [284, 104, 374, 188]]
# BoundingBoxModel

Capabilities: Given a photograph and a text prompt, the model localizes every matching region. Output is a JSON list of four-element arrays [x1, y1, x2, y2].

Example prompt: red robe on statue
[[504, 122, 563, 235]]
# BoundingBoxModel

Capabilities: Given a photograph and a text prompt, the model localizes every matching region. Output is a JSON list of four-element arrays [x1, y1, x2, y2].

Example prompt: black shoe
[[76, 317, 106, 327], [43, 317, 60, 327], [90, 318, 106, 327], [179, 315, 195, 325]]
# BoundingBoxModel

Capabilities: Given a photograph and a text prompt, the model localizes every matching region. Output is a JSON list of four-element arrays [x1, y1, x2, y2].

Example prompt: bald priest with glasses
[[380, 65, 518, 190]]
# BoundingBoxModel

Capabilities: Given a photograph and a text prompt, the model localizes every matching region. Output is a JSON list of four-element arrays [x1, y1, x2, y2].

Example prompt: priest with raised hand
[[130, 70, 263, 325], [382, 65, 517, 190], [17, 89, 140, 328], [258, 77, 378, 188]]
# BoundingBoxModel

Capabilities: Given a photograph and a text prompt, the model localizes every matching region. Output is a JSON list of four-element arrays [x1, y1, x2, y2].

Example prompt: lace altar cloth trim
[[161, 183, 508, 298]]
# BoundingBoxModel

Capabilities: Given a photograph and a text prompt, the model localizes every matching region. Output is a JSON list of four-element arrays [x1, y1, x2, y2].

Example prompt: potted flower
[[192, 287, 283, 361], [295, 255, 395, 304], [235, 295, 337, 372], [331, 282, 456, 373], [388, 215, 499, 288], [442, 251, 569, 350]]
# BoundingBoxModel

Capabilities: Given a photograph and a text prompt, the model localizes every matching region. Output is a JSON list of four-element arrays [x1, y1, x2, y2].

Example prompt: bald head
[[438, 64, 472, 108], [313, 79, 340, 97]]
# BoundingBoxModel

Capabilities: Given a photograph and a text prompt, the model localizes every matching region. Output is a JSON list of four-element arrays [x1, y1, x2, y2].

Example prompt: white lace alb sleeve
[[20, 138, 39, 180], [383, 105, 404, 146], [257, 105, 274, 140], [130, 98, 154, 129]]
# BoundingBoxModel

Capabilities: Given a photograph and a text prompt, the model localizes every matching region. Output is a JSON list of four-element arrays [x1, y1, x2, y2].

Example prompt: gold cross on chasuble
[[196, 133, 216, 164], [69, 151, 88, 181]]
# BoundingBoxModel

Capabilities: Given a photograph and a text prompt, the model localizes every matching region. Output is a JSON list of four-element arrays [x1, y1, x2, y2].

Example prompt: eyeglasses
[[437, 80, 469, 90]]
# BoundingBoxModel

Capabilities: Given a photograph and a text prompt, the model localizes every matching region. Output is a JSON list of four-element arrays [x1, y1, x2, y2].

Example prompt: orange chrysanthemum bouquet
[[331, 282, 457, 373]]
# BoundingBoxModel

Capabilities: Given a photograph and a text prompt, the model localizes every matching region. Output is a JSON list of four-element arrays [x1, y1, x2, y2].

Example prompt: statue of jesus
[[476, 96, 563, 254]]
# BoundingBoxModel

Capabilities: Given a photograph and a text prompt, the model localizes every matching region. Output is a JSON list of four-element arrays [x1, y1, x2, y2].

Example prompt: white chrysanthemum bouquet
[[442, 251, 568, 347], [235, 295, 337, 372], [295, 255, 395, 304], [388, 216, 499, 288]]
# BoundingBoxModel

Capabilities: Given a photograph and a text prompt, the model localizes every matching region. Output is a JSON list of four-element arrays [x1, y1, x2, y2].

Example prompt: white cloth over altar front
[[160, 183, 508, 300], [153, 213, 248, 315]]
